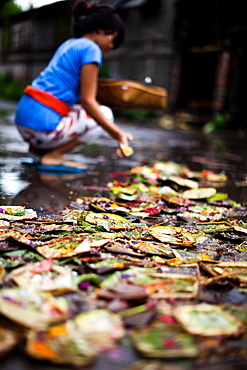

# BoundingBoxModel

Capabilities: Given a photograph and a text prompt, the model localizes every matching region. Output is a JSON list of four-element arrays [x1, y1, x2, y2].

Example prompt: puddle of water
[[0, 113, 247, 211]]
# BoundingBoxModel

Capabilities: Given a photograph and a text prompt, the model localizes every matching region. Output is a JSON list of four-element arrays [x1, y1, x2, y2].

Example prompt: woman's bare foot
[[41, 157, 87, 170], [31, 138, 87, 169], [40, 150, 87, 169]]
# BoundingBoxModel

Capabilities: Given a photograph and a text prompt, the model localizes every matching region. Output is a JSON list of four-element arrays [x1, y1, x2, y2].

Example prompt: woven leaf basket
[[97, 78, 167, 110]]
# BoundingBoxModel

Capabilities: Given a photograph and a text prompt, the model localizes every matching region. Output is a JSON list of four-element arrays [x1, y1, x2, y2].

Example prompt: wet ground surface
[[1, 101, 247, 212], [0, 100, 247, 369]]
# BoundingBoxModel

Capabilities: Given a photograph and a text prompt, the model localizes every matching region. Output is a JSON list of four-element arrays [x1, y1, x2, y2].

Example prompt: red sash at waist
[[24, 85, 72, 117]]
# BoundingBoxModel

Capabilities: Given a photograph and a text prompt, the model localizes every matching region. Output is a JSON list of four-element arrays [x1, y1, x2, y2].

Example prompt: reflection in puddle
[[1, 113, 247, 211], [0, 170, 29, 201]]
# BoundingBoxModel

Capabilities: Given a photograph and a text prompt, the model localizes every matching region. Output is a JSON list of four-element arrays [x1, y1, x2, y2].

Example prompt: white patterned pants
[[17, 105, 113, 150]]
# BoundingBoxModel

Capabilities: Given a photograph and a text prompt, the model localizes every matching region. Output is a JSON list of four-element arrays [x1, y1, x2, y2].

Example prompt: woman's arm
[[80, 63, 133, 156]]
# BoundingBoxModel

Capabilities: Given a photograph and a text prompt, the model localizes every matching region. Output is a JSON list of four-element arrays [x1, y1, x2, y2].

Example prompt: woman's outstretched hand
[[116, 131, 134, 157]]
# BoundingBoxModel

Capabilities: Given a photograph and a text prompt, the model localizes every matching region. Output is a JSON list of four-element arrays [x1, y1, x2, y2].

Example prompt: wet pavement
[[0, 100, 247, 212], [0, 100, 247, 370]]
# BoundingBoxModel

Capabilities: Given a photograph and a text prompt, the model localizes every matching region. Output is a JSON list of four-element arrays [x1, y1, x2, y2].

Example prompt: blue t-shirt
[[15, 38, 102, 132]]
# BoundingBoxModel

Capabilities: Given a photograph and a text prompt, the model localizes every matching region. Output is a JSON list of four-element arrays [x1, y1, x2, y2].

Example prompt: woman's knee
[[99, 105, 114, 122]]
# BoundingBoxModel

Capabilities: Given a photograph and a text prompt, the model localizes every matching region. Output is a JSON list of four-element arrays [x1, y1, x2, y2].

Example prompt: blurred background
[[0, 0, 247, 130], [0, 0, 247, 210]]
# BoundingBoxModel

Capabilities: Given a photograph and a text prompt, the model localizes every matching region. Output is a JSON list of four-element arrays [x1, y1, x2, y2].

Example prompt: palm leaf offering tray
[[195, 221, 234, 233], [0, 206, 37, 220], [9, 259, 73, 292], [36, 236, 92, 258], [0, 161, 247, 366], [148, 225, 196, 246], [0, 288, 70, 329], [173, 303, 245, 336], [131, 321, 199, 358], [26, 309, 125, 366]]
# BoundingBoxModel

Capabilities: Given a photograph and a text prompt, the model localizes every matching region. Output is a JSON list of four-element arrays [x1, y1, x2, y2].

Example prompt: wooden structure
[[0, 1, 73, 83], [0, 1, 175, 92], [169, 0, 247, 125]]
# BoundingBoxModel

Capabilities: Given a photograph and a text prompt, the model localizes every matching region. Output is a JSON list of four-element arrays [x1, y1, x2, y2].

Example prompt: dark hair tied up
[[73, 1, 94, 21], [72, 0, 125, 49]]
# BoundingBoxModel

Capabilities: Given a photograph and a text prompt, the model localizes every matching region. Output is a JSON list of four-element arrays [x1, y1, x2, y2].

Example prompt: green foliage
[[203, 112, 231, 134], [0, 72, 25, 101], [0, 0, 11, 11], [0, 0, 22, 26]]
